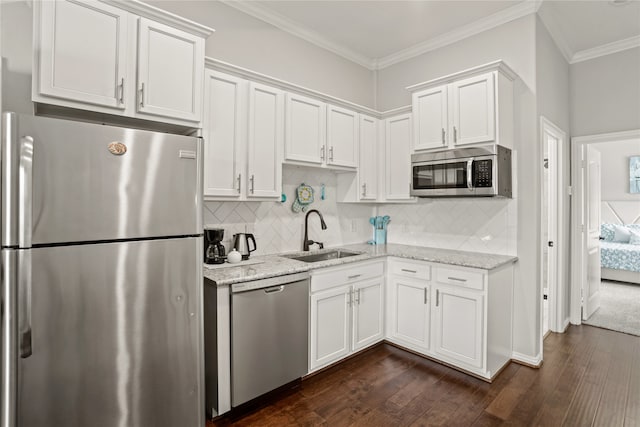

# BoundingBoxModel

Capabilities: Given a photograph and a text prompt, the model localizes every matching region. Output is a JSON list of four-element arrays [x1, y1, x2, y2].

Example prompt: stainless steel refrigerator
[[0, 113, 204, 427]]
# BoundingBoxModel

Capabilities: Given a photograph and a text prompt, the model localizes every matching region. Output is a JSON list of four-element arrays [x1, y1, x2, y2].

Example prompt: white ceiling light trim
[[376, 0, 542, 69], [570, 35, 640, 64], [221, 0, 376, 69]]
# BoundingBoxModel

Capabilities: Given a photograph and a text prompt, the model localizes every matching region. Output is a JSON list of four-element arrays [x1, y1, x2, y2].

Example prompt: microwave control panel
[[473, 160, 493, 187]]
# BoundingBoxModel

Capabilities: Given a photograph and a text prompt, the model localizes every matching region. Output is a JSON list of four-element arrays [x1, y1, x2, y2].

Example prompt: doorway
[[570, 129, 640, 329], [540, 117, 566, 339]]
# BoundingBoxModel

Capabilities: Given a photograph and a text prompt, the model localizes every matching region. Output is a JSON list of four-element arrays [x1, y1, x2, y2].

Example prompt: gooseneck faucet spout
[[303, 209, 327, 251]]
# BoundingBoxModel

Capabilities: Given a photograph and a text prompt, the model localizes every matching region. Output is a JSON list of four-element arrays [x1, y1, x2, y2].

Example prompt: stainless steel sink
[[286, 250, 361, 263]]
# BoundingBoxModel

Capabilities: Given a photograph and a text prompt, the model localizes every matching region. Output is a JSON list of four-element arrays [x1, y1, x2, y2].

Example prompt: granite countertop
[[203, 243, 517, 287]]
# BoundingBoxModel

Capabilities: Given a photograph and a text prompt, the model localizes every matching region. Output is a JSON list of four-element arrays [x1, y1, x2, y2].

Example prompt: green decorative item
[[292, 183, 314, 213]]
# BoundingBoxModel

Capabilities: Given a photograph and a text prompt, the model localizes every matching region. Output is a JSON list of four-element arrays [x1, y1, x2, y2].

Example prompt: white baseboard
[[562, 317, 571, 332], [512, 351, 542, 367]]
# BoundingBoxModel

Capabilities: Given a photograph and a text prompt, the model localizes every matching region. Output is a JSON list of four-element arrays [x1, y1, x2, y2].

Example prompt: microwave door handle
[[467, 158, 474, 190]]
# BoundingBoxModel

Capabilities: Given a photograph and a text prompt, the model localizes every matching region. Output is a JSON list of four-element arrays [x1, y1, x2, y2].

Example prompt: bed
[[600, 221, 640, 284]]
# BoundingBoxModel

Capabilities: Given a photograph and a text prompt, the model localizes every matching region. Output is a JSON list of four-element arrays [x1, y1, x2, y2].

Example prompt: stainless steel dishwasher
[[230, 272, 309, 407]]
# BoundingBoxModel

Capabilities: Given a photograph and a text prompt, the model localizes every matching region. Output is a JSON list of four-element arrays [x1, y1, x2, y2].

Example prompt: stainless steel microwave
[[410, 145, 512, 198]]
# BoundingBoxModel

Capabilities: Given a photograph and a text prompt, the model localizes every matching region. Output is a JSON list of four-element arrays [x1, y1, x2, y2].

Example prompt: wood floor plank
[[208, 326, 640, 427]]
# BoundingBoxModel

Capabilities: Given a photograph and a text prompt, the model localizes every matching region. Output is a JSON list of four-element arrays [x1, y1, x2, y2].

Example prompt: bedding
[[600, 241, 640, 273]]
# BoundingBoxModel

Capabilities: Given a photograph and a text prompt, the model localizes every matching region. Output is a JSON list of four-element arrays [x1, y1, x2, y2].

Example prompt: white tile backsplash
[[204, 165, 374, 255], [379, 198, 517, 256]]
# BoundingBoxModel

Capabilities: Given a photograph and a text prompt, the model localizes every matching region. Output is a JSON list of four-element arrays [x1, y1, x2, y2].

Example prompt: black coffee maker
[[204, 228, 226, 264]]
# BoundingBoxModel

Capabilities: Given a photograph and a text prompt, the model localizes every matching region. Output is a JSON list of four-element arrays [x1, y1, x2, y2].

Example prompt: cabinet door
[[412, 85, 448, 151], [385, 114, 412, 200], [352, 278, 384, 351], [433, 286, 484, 368], [358, 115, 378, 200], [202, 70, 246, 198], [284, 93, 326, 165], [37, 0, 128, 109], [387, 277, 430, 351], [310, 286, 351, 371], [137, 18, 204, 122], [326, 105, 358, 168], [247, 83, 284, 199], [451, 73, 495, 146]]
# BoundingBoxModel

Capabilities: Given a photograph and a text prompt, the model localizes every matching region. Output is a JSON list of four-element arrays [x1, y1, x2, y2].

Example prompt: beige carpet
[[584, 280, 640, 336]]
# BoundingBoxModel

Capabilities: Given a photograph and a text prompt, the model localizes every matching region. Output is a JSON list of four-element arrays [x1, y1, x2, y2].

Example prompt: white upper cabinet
[[326, 105, 358, 169], [136, 18, 204, 123], [412, 84, 448, 151], [246, 82, 284, 199], [408, 62, 516, 151], [450, 73, 495, 146], [285, 93, 326, 165], [384, 113, 413, 200], [358, 115, 378, 200], [36, 0, 128, 110], [202, 70, 246, 198], [33, 0, 213, 128]]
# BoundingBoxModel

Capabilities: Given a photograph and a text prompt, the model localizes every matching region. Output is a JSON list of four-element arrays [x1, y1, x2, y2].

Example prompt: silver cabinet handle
[[436, 289, 440, 307], [249, 174, 255, 194], [401, 269, 417, 274], [361, 183, 367, 197], [441, 128, 445, 145], [264, 285, 284, 294], [357, 288, 361, 305], [467, 158, 474, 190], [348, 274, 361, 280], [329, 146, 334, 161], [237, 174, 242, 193], [18, 250, 32, 358], [320, 145, 325, 161], [118, 77, 125, 104], [453, 126, 457, 143], [424, 287, 428, 305], [448, 277, 467, 282], [347, 290, 353, 306], [139, 82, 145, 108]]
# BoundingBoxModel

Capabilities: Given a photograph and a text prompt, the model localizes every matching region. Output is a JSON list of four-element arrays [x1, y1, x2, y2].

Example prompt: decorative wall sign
[[630, 156, 640, 193]]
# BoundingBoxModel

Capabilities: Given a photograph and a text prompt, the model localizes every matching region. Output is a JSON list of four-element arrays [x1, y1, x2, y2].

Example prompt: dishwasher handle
[[264, 285, 284, 294], [231, 271, 310, 293]]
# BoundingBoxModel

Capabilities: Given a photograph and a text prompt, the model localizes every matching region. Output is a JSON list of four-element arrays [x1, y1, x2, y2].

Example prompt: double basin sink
[[285, 249, 361, 263]]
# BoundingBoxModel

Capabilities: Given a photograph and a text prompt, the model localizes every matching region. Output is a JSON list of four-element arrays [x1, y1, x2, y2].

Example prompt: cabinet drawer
[[389, 259, 431, 280], [436, 267, 484, 291], [311, 261, 384, 293]]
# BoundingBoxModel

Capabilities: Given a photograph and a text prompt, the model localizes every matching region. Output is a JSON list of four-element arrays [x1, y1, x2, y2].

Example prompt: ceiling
[[224, 0, 640, 69]]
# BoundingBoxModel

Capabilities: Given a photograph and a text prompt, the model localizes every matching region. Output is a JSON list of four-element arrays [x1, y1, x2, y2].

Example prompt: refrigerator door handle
[[18, 136, 34, 248], [1, 251, 18, 427], [18, 250, 33, 358]]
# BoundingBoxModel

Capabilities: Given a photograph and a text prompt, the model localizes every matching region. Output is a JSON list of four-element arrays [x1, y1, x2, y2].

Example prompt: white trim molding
[[405, 60, 518, 93], [377, 0, 541, 69], [222, 0, 541, 71], [512, 351, 543, 368], [571, 35, 640, 64]]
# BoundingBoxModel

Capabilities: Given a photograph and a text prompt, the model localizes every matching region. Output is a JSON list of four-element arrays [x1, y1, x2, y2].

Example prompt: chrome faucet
[[303, 209, 327, 251]]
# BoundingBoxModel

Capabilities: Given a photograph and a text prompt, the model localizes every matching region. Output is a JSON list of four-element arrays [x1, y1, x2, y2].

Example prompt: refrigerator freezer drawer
[[2, 113, 202, 247], [16, 237, 203, 427]]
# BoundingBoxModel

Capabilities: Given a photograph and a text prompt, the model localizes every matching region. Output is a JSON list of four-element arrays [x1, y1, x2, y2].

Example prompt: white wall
[[570, 47, 640, 137], [376, 14, 541, 361], [0, 1, 33, 114], [144, 1, 376, 109], [536, 17, 571, 329], [593, 139, 640, 201]]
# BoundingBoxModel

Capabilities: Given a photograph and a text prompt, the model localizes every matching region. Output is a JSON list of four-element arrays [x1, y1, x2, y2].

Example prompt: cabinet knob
[[361, 183, 367, 197], [320, 145, 325, 161], [329, 146, 334, 162], [118, 78, 125, 104], [237, 174, 242, 193], [453, 126, 457, 143], [139, 82, 145, 108], [249, 174, 255, 194], [441, 128, 445, 145]]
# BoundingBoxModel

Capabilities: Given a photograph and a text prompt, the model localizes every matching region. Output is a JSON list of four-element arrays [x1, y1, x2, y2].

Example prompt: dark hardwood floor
[[209, 325, 640, 426]]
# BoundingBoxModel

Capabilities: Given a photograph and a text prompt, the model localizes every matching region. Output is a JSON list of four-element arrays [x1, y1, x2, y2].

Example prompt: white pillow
[[612, 225, 631, 243], [630, 230, 640, 245]]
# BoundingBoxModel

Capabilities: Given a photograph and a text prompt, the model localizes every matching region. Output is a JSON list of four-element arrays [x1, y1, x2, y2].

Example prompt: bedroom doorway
[[570, 129, 640, 336]]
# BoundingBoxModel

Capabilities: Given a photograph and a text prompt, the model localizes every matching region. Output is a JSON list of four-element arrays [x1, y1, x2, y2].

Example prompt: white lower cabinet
[[309, 261, 384, 372], [386, 257, 513, 381], [433, 285, 484, 369]]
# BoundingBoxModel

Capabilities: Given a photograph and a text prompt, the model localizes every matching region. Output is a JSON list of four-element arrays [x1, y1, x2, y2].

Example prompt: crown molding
[[570, 35, 640, 64], [221, 0, 376, 70], [103, 0, 214, 37], [405, 60, 518, 93], [376, 0, 542, 69], [536, 4, 573, 63]]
